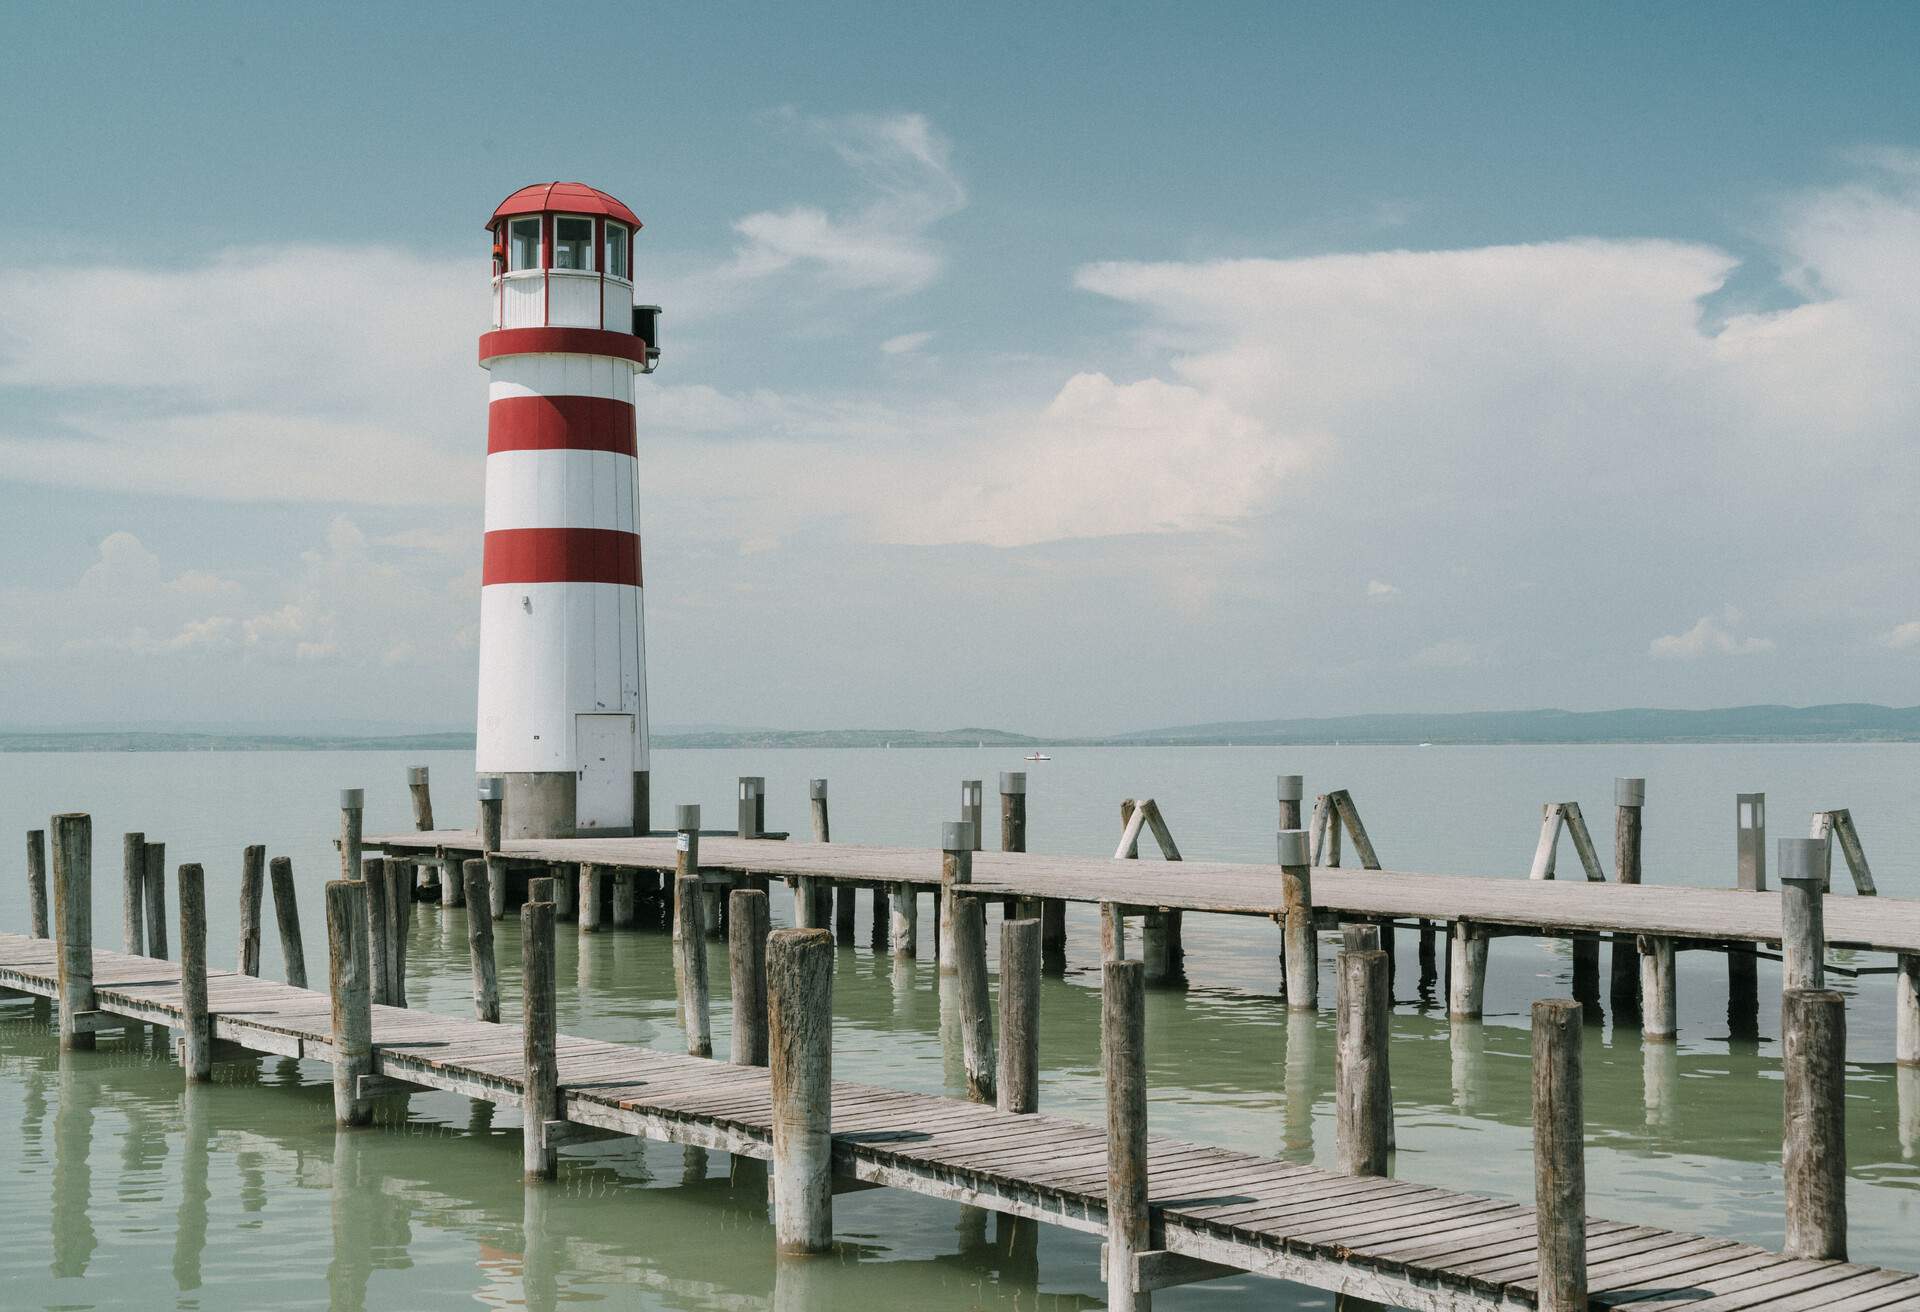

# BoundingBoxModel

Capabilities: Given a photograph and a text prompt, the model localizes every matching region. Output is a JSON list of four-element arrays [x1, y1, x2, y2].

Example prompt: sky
[[3, 3, 1920, 736]]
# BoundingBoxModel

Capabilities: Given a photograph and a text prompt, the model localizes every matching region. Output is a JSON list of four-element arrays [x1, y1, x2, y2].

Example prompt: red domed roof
[[490, 182, 641, 229]]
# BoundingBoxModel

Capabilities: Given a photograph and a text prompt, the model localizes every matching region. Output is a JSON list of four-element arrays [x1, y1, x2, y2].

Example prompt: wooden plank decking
[[2, 932, 1914, 1311]]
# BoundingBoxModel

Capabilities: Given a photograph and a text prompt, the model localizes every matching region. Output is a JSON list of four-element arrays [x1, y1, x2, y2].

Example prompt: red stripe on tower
[[488, 395, 637, 455], [483, 527, 643, 587]]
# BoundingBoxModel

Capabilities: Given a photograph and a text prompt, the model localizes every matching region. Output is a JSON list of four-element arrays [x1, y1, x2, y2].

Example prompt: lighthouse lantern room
[[477, 182, 659, 838]]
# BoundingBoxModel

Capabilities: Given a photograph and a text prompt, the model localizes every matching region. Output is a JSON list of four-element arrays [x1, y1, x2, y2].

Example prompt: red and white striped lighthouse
[[476, 182, 660, 838]]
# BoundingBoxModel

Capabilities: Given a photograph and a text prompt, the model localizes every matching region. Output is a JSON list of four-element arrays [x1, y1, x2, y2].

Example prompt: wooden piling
[[522, 896, 559, 1179], [1782, 988, 1847, 1260], [50, 814, 94, 1050], [953, 894, 996, 1103], [676, 873, 712, 1057], [1277, 774, 1304, 831], [611, 869, 637, 927], [26, 829, 48, 939], [478, 776, 504, 870], [809, 778, 829, 842], [339, 788, 364, 883], [238, 843, 266, 976], [268, 856, 307, 989], [1336, 947, 1392, 1177], [729, 888, 771, 1066], [1103, 958, 1148, 1312], [407, 764, 435, 902], [1279, 830, 1316, 1010], [121, 831, 146, 955], [143, 839, 168, 959], [1898, 955, 1919, 1068], [579, 863, 604, 933], [1448, 921, 1489, 1021], [1001, 771, 1028, 850], [363, 858, 392, 1008], [998, 918, 1040, 1114], [938, 820, 973, 974], [462, 859, 500, 1022], [768, 927, 834, 1254], [673, 805, 701, 941], [1780, 839, 1827, 992], [488, 854, 508, 920], [178, 863, 211, 1081], [870, 883, 889, 950], [1532, 998, 1586, 1312], [1612, 778, 1645, 1016], [324, 879, 373, 1126], [552, 863, 578, 920], [890, 882, 917, 958], [1639, 936, 1676, 1042]]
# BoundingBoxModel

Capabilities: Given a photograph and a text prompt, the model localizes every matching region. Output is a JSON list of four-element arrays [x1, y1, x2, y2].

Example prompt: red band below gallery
[[487, 394, 637, 455], [482, 527, 643, 587]]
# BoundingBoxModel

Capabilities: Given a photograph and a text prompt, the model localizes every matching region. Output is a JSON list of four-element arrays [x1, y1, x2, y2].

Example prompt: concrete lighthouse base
[[501, 773, 578, 840]]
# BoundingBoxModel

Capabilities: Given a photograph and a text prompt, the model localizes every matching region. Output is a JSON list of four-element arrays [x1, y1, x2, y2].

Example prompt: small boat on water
[[1024, 751, 1051, 762]]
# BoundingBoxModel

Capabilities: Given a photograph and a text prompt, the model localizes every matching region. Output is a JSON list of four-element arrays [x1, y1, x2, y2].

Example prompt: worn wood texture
[[51, 813, 94, 1050], [938, 835, 972, 974], [339, 793, 364, 883], [1782, 988, 1847, 1261], [1781, 876, 1826, 992], [1639, 935, 1677, 1042], [579, 864, 605, 933], [324, 879, 372, 1125], [522, 897, 559, 1178], [479, 793, 503, 855], [611, 869, 637, 927], [890, 881, 917, 958], [729, 888, 771, 1067], [1104, 959, 1149, 1312], [25, 829, 49, 940], [1329, 791, 1380, 870], [1281, 843, 1316, 1011], [1899, 954, 1919, 1068], [268, 856, 308, 989], [809, 779, 830, 843], [1448, 921, 1488, 1021], [769, 927, 834, 1254], [998, 917, 1040, 1115], [676, 874, 712, 1058], [487, 853, 508, 920], [1336, 948, 1392, 1178], [462, 859, 500, 1023], [122, 831, 146, 955], [953, 894, 996, 1104], [1532, 998, 1586, 1312], [142, 839, 168, 960], [238, 843, 266, 976], [363, 858, 393, 1008], [178, 862, 211, 1081], [1613, 791, 1645, 1013]]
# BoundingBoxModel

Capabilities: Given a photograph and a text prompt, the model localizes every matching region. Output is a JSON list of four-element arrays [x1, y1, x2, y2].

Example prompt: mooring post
[[551, 863, 577, 920], [325, 879, 373, 1126], [26, 829, 49, 940], [769, 927, 834, 1254], [478, 775, 504, 875], [870, 882, 890, 950], [362, 858, 392, 1007], [339, 788, 364, 883], [1639, 935, 1676, 1042], [953, 894, 996, 1102], [1277, 774, 1304, 831], [50, 814, 94, 1050], [1608, 777, 1646, 1018], [998, 918, 1040, 1114], [122, 831, 146, 955], [143, 839, 168, 959], [676, 873, 712, 1057], [1279, 830, 1316, 1010], [611, 869, 637, 928], [1448, 920, 1489, 1021], [440, 852, 465, 909], [522, 896, 559, 1179], [237, 843, 266, 976], [808, 778, 829, 842], [672, 804, 701, 940], [890, 881, 917, 958], [1336, 947, 1392, 1177], [407, 764, 434, 902], [1898, 955, 1919, 1068], [729, 887, 771, 1066], [960, 779, 985, 854], [738, 776, 766, 839], [462, 859, 500, 1022], [579, 863, 604, 934], [528, 874, 557, 905], [1532, 998, 1586, 1312], [1780, 839, 1827, 992], [178, 863, 211, 1081], [269, 856, 307, 989], [487, 854, 509, 920], [1782, 988, 1847, 1259], [1103, 957, 1148, 1312], [938, 820, 973, 974], [1737, 792, 1767, 891]]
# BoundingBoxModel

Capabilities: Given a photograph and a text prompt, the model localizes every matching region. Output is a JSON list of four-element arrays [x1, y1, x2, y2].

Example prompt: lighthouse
[[476, 182, 661, 838]]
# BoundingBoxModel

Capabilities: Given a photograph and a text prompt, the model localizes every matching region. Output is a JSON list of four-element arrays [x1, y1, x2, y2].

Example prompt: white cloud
[[1410, 638, 1487, 670], [1366, 580, 1399, 599], [1650, 607, 1775, 660], [880, 331, 934, 355], [1882, 621, 1920, 649]]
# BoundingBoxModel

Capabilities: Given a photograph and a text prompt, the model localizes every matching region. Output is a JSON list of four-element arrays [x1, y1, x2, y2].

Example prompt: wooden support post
[[890, 882, 917, 958], [998, 918, 1040, 1114], [238, 843, 266, 976], [1279, 830, 1316, 1010], [938, 820, 973, 974], [478, 776, 504, 902], [522, 896, 558, 1179], [1448, 920, 1488, 1021], [143, 839, 168, 959], [363, 858, 392, 1007], [1312, 793, 1342, 867], [1103, 958, 1149, 1312], [551, 863, 577, 920], [178, 863, 211, 1081], [50, 814, 94, 1050], [870, 883, 889, 950], [729, 888, 771, 1066], [1101, 901, 1126, 962], [1612, 777, 1645, 1017], [1780, 839, 1828, 994], [324, 879, 372, 1126], [26, 829, 49, 940], [738, 776, 766, 840], [611, 869, 636, 927], [676, 874, 712, 1057], [578, 864, 604, 934], [121, 831, 146, 954], [1639, 936, 1676, 1042], [339, 788, 364, 883], [528, 874, 556, 905], [487, 854, 508, 920], [1737, 792, 1767, 891], [808, 778, 829, 842], [1328, 790, 1380, 869], [1782, 988, 1847, 1260], [1532, 998, 1586, 1312], [1276, 774, 1303, 831], [1530, 802, 1566, 881], [269, 856, 307, 989], [1001, 771, 1027, 849], [834, 883, 856, 946], [1821, 809, 1878, 896], [953, 894, 995, 1103], [672, 804, 701, 940], [1335, 947, 1391, 1177], [441, 851, 465, 908], [407, 764, 434, 902], [794, 876, 823, 930], [768, 927, 834, 1254], [462, 859, 500, 1022]]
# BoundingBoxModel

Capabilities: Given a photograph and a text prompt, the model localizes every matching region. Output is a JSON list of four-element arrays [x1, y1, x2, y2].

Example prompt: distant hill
[[0, 731, 475, 753], [652, 726, 1038, 749]]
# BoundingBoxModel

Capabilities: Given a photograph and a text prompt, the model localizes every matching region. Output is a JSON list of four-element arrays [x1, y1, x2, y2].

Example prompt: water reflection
[[1901, 1065, 1919, 1161], [174, 1079, 210, 1291], [1641, 1038, 1678, 1132], [51, 1051, 96, 1278], [1281, 1009, 1317, 1161], [1449, 1018, 1488, 1112]]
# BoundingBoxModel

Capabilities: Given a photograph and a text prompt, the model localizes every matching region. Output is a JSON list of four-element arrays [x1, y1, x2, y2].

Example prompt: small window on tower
[[507, 218, 541, 271], [553, 216, 594, 271], [605, 221, 629, 280]]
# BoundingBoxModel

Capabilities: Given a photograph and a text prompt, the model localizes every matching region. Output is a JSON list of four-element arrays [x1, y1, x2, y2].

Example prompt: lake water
[[1, 743, 1916, 1309]]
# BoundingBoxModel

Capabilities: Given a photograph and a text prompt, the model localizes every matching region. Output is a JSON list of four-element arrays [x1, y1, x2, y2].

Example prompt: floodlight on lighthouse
[[475, 181, 660, 840]]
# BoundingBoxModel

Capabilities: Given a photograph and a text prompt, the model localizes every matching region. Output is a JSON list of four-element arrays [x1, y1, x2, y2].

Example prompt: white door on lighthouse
[[575, 714, 635, 832]]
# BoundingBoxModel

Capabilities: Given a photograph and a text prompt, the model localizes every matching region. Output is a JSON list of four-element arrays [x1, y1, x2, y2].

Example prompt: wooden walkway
[[376, 832, 1920, 954], [2, 932, 1914, 1311]]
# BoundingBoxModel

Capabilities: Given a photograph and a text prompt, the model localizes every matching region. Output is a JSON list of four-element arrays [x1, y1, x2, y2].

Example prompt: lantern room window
[[553, 216, 594, 271], [605, 221, 629, 280], [506, 218, 541, 271]]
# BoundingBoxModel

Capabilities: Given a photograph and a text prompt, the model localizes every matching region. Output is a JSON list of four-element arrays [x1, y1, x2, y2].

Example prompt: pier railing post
[[1737, 792, 1767, 891], [522, 895, 559, 1179], [339, 788, 364, 883], [938, 821, 973, 974], [269, 856, 308, 988], [143, 839, 168, 959], [998, 918, 1040, 1114], [462, 859, 500, 1022], [26, 829, 49, 940], [729, 888, 771, 1066], [769, 927, 834, 1254], [238, 843, 266, 976], [1780, 839, 1827, 992], [179, 863, 211, 1081], [1279, 830, 1316, 1010], [51, 813, 94, 1050], [1103, 958, 1148, 1312], [122, 831, 146, 954], [1532, 998, 1586, 1312], [1782, 988, 1847, 1260], [324, 879, 373, 1126], [1448, 920, 1489, 1021], [676, 873, 713, 1057], [953, 894, 995, 1103], [1336, 947, 1392, 1177]]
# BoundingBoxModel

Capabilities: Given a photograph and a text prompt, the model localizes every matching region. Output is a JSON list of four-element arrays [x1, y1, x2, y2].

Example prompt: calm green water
[[1, 744, 1917, 1309]]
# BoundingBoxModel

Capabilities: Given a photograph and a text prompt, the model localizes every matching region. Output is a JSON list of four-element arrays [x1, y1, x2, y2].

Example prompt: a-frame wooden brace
[[1529, 802, 1605, 881], [1809, 809, 1878, 896], [1309, 789, 1380, 870]]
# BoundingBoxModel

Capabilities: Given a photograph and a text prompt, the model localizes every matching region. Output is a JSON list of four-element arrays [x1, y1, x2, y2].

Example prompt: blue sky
[[4, 4, 1920, 733]]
